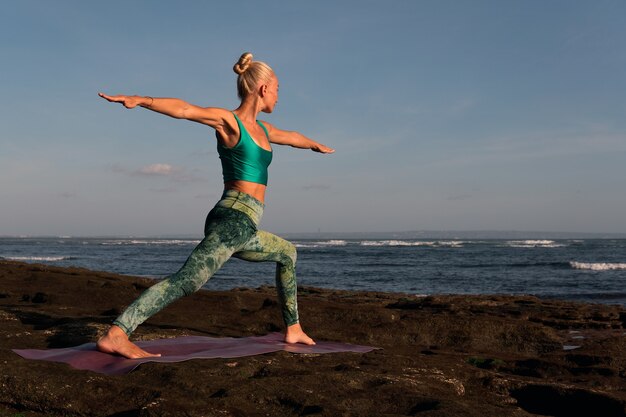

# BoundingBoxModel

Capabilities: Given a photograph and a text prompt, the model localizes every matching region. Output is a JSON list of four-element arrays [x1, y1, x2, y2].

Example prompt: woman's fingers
[[98, 92, 137, 108], [314, 144, 335, 154], [98, 92, 121, 102]]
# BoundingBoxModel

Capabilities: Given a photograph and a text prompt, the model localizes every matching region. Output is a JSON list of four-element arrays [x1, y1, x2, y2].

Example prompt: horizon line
[[2, 230, 626, 239]]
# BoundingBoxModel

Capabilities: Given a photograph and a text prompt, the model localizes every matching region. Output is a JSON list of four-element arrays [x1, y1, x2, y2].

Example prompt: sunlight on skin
[[98, 323, 315, 359], [96, 325, 161, 359], [285, 323, 316, 345]]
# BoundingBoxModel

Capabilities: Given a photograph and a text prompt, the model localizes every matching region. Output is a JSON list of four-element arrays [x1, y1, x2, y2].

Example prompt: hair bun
[[233, 52, 253, 75]]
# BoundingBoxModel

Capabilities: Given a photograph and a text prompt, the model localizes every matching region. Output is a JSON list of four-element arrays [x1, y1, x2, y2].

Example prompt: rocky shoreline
[[1, 260, 626, 416]]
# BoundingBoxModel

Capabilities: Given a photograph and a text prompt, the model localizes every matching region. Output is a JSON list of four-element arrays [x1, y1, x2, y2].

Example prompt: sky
[[1, 0, 625, 236]]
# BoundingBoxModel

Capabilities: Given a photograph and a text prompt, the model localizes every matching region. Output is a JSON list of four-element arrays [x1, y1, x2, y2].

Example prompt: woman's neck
[[234, 96, 264, 122]]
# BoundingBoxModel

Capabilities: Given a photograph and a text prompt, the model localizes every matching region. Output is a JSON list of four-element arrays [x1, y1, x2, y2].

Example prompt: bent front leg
[[233, 230, 299, 326]]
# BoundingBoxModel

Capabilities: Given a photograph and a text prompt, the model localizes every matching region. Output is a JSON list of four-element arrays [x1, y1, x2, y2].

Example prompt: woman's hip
[[212, 189, 264, 226]]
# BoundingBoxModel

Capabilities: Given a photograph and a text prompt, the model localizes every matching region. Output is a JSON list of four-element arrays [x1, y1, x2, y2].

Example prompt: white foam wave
[[506, 240, 564, 248], [101, 239, 200, 246], [3, 256, 69, 262], [570, 262, 626, 271], [316, 240, 347, 246], [361, 240, 428, 246], [360, 240, 464, 247], [294, 243, 323, 248], [437, 241, 465, 247], [293, 240, 347, 248]]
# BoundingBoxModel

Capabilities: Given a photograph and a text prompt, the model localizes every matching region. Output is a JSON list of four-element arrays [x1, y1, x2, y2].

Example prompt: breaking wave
[[570, 262, 626, 271], [293, 240, 347, 248], [1, 256, 73, 262], [360, 240, 464, 247], [506, 240, 565, 248], [100, 239, 200, 246]]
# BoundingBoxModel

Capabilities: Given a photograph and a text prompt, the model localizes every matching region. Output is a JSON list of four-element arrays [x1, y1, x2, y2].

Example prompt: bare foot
[[96, 325, 161, 359], [284, 323, 316, 345]]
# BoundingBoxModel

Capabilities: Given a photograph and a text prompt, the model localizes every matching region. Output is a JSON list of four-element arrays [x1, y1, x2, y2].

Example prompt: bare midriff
[[224, 180, 267, 203]]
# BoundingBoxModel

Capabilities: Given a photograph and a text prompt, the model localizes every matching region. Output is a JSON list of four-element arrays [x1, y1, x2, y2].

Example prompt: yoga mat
[[13, 333, 378, 375]]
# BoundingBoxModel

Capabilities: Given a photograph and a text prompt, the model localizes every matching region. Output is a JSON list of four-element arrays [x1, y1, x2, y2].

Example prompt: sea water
[[1, 237, 625, 305]]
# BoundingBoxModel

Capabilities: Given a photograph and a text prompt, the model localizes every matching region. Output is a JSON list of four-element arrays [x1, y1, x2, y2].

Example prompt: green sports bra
[[217, 113, 273, 186]]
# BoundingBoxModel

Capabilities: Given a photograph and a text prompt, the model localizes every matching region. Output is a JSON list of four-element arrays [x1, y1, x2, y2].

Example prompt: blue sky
[[1, 1, 625, 236]]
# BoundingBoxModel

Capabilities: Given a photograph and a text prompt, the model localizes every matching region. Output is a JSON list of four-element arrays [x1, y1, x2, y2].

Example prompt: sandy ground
[[1, 260, 626, 417]]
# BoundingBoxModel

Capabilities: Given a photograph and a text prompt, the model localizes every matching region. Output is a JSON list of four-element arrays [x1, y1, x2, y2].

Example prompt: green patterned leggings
[[113, 190, 299, 336]]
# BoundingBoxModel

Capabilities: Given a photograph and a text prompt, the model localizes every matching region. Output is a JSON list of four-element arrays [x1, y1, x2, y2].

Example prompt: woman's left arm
[[264, 123, 335, 154]]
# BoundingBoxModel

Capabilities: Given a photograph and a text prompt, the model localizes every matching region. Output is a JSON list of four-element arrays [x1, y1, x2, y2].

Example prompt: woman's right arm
[[98, 93, 229, 129]]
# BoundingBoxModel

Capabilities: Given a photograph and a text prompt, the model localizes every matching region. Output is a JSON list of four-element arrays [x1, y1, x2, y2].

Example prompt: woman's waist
[[224, 180, 266, 203], [215, 187, 265, 225]]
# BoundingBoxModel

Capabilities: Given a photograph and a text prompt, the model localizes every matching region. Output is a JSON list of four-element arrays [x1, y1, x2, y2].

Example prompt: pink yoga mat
[[13, 333, 377, 375]]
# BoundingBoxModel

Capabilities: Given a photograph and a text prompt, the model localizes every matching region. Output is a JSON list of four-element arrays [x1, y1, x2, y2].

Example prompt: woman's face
[[262, 74, 279, 113]]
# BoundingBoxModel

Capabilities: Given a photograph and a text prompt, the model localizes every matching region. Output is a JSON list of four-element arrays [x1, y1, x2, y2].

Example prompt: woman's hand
[[311, 143, 335, 154], [98, 93, 147, 109], [265, 123, 335, 153]]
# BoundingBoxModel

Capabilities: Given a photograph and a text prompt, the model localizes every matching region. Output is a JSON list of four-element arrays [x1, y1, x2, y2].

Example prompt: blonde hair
[[233, 52, 274, 100]]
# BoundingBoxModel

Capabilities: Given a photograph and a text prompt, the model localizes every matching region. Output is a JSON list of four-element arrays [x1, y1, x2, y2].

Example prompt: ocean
[[1, 236, 626, 305]]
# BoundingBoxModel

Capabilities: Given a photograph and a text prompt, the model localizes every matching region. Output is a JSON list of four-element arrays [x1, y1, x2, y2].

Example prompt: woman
[[96, 52, 334, 359]]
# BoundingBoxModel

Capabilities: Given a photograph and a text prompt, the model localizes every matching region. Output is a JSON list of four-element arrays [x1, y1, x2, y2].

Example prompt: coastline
[[1, 260, 626, 416]]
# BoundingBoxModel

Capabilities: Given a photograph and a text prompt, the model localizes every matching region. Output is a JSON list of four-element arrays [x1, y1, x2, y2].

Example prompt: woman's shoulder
[[256, 119, 276, 132], [205, 107, 236, 122]]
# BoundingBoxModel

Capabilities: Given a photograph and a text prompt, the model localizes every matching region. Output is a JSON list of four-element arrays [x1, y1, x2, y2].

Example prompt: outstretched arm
[[98, 93, 229, 129], [263, 122, 335, 154]]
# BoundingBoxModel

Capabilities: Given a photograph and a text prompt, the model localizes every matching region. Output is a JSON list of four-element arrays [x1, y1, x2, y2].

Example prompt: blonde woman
[[97, 53, 334, 358]]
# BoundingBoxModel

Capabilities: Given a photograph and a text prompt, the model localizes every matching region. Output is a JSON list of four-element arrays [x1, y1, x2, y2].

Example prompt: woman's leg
[[98, 208, 257, 357], [112, 234, 237, 335], [233, 230, 314, 345]]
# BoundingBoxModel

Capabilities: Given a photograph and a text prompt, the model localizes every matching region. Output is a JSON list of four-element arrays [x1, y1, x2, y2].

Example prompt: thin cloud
[[425, 130, 626, 169], [108, 163, 205, 184], [482, 132, 626, 159], [135, 164, 176, 176]]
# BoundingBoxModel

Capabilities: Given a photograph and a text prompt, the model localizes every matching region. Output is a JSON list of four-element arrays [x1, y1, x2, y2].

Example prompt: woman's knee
[[282, 242, 297, 267]]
